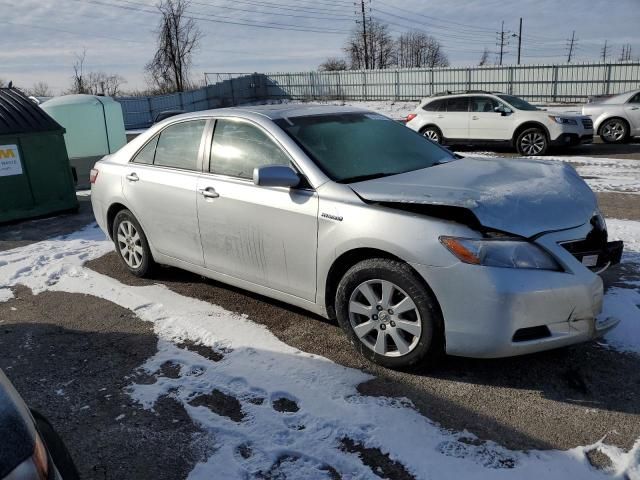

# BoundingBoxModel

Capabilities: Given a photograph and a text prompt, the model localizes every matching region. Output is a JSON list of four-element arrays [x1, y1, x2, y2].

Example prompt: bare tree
[[396, 31, 449, 68], [319, 57, 348, 71], [478, 47, 490, 66], [145, 0, 202, 93], [28, 82, 52, 97], [71, 49, 88, 94], [86, 72, 127, 96], [0, 79, 5, 88], [345, 20, 395, 70]]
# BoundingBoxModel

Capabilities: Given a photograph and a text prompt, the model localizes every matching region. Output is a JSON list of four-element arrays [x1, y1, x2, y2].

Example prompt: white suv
[[405, 91, 594, 156]]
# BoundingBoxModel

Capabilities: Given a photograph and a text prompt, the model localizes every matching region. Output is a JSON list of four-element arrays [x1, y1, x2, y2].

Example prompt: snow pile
[[1, 223, 639, 478], [600, 219, 640, 354]]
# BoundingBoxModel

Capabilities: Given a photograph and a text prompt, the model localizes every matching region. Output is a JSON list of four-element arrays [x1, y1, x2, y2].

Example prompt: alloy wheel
[[348, 279, 422, 357], [519, 131, 546, 155], [117, 220, 144, 269], [423, 129, 440, 143], [602, 120, 626, 142]]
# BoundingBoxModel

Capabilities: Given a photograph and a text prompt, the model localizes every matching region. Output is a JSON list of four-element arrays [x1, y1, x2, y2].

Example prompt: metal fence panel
[[116, 62, 640, 129]]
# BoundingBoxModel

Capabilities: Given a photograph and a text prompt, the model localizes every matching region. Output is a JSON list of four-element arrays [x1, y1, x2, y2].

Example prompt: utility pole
[[517, 17, 522, 65], [566, 30, 576, 63], [497, 21, 509, 66], [356, 0, 370, 70], [601, 40, 608, 62]]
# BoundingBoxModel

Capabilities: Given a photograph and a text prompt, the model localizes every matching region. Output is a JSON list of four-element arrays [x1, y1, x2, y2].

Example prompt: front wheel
[[335, 259, 442, 369], [113, 209, 155, 277], [599, 118, 628, 144], [516, 127, 548, 156]]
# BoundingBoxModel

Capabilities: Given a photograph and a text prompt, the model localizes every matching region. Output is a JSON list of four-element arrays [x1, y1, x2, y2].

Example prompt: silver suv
[[406, 91, 594, 155], [91, 105, 621, 368]]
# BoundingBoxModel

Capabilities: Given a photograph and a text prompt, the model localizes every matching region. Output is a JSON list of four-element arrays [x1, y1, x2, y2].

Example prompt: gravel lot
[[1, 153, 639, 478]]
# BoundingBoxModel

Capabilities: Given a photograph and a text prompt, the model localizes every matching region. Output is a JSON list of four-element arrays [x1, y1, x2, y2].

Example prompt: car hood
[[349, 157, 597, 238]]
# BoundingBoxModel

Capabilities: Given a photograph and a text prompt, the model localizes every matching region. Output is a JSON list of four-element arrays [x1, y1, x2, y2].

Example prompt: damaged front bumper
[[410, 222, 623, 359]]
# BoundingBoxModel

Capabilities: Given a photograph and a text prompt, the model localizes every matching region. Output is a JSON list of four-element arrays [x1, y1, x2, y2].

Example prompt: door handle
[[631, 107, 639, 110], [472, 115, 479, 120], [199, 187, 219, 199], [126, 172, 139, 182]]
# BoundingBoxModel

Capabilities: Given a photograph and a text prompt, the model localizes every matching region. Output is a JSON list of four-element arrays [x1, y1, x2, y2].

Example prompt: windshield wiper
[[338, 172, 391, 184]]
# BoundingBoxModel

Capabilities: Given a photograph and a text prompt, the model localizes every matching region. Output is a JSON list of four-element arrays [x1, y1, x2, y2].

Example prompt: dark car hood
[[349, 156, 597, 238]]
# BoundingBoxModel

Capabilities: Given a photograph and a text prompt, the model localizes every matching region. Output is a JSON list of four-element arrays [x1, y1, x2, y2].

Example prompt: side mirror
[[494, 105, 512, 116], [253, 165, 301, 188]]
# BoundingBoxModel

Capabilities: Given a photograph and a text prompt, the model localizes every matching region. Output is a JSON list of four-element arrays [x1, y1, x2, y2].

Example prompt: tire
[[420, 125, 443, 144], [599, 118, 629, 144], [516, 127, 548, 156], [31, 410, 80, 480], [112, 209, 155, 277], [335, 258, 443, 369]]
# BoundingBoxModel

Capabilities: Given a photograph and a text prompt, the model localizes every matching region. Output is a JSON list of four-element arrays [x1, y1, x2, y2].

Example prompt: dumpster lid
[[0, 88, 63, 135]]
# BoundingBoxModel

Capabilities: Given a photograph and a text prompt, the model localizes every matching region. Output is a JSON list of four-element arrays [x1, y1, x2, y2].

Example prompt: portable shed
[[0, 88, 78, 224], [41, 95, 126, 188]]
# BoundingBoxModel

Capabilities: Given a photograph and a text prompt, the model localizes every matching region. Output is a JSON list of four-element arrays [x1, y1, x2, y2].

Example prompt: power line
[[76, 0, 350, 34]]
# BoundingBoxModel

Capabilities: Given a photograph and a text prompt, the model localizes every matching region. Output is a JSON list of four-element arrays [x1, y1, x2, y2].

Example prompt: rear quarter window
[[422, 99, 446, 112]]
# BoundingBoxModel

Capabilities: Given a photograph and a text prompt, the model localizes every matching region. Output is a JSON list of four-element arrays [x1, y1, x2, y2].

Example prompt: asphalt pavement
[[1, 152, 639, 478]]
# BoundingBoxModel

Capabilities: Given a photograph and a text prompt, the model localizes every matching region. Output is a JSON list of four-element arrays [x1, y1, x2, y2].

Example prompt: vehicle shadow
[[86, 253, 640, 452]]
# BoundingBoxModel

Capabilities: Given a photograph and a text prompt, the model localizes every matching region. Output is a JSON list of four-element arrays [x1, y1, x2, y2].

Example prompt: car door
[[468, 96, 513, 140], [624, 92, 640, 134], [437, 97, 470, 139], [196, 117, 319, 301], [123, 119, 208, 266]]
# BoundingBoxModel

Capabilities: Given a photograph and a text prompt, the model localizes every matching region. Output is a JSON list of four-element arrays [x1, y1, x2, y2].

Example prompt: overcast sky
[[2, 0, 639, 94]]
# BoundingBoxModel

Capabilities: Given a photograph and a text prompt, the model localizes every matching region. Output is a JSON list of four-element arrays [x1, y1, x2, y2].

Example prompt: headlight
[[548, 115, 577, 125], [440, 236, 561, 271]]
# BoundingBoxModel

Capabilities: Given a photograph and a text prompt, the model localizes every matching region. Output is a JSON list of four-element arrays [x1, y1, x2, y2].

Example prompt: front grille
[[560, 216, 607, 268], [582, 118, 593, 129]]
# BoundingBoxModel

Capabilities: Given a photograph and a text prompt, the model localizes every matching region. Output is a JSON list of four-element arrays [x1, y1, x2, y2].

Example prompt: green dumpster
[[0, 88, 78, 224]]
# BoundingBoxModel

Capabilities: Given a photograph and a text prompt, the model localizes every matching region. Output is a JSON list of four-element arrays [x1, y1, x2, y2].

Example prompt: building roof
[[0, 88, 63, 136]]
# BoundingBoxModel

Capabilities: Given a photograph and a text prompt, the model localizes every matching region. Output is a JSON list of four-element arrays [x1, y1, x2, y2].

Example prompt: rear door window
[[153, 120, 207, 171], [446, 97, 470, 112], [469, 96, 499, 113]]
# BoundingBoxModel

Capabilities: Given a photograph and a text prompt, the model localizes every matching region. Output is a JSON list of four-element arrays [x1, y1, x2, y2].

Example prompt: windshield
[[275, 113, 454, 183], [497, 94, 539, 111]]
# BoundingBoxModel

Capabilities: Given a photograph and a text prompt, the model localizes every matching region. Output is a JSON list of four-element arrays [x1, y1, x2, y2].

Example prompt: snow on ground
[[600, 219, 640, 355], [1, 223, 640, 478]]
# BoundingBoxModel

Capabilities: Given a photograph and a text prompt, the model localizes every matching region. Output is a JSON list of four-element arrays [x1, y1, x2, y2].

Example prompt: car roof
[[165, 104, 369, 122]]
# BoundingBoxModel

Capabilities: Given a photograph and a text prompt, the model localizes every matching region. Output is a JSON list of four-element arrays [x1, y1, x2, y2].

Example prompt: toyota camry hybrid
[[90, 105, 623, 368]]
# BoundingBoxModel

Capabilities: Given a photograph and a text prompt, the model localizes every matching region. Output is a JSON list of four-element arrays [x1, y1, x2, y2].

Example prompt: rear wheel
[[600, 118, 628, 144], [421, 126, 443, 144], [335, 258, 442, 369], [516, 127, 548, 156], [113, 209, 154, 277]]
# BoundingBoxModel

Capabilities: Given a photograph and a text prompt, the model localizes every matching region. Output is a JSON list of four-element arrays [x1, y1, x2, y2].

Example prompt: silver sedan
[[582, 89, 640, 143], [90, 105, 622, 368]]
